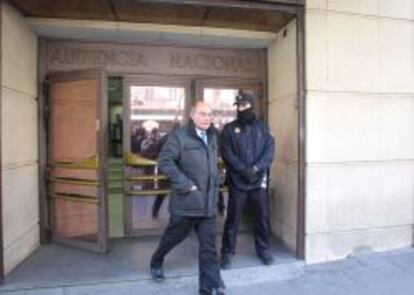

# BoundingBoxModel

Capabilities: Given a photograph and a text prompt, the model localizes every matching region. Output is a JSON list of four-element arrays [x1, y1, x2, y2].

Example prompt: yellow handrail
[[49, 192, 99, 204], [125, 187, 228, 196], [49, 155, 99, 170], [48, 176, 99, 187], [125, 189, 170, 196], [126, 175, 167, 182], [124, 152, 157, 167]]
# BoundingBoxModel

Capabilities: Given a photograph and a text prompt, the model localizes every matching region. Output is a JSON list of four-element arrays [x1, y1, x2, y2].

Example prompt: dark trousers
[[151, 215, 223, 292], [221, 187, 271, 256]]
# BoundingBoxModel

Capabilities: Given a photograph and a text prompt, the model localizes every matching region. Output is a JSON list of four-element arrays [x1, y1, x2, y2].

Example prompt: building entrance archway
[[38, 22, 304, 259]]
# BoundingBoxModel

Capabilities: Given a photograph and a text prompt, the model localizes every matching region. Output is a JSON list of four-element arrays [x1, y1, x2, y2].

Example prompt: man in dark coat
[[220, 91, 275, 269], [150, 101, 225, 295]]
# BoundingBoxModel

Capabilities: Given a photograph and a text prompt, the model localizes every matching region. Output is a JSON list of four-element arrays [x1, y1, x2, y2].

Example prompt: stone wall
[[1, 0, 39, 274], [268, 19, 299, 252], [305, 0, 414, 263]]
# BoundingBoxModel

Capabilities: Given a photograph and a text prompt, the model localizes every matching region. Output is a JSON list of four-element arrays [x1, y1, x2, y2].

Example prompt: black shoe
[[220, 253, 233, 270], [200, 287, 226, 295], [258, 251, 275, 265], [150, 265, 164, 282]]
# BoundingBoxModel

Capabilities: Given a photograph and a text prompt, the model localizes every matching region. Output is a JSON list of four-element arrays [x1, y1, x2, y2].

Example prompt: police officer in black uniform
[[220, 91, 275, 269]]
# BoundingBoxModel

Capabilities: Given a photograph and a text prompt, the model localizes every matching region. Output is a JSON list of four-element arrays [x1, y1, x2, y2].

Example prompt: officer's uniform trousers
[[221, 186, 271, 256]]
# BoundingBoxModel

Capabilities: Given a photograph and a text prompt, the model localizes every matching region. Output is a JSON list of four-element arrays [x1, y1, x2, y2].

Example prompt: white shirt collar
[[195, 128, 206, 137]]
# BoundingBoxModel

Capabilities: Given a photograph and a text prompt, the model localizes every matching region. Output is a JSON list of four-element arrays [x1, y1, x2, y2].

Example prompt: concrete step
[[0, 261, 304, 295]]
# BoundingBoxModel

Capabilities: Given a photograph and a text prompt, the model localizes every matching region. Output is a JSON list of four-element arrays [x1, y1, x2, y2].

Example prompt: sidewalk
[[233, 247, 414, 295], [1, 246, 414, 294]]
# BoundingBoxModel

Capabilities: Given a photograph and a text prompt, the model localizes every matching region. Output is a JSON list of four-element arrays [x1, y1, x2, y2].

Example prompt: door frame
[[296, 11, 306, 260], [36, 2, 306, 259], [0, 1, 4, 282], [46, 68, 109, 252]]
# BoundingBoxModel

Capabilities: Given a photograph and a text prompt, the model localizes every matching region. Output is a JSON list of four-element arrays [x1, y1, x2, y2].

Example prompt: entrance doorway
[[118, 76, 264, 238], [40, 36, 301, 258], [27, 68, 299, 290]]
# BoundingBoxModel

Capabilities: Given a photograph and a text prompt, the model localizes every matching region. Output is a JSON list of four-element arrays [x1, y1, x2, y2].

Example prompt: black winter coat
[[221, 118, 275, 191], [158, 121, 220, 217]]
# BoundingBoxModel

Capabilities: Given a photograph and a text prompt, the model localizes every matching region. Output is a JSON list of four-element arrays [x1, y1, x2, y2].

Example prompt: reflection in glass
[[127, 86, 185, 234], [203, 88, 238, 130], [130, 86, 184, 155]]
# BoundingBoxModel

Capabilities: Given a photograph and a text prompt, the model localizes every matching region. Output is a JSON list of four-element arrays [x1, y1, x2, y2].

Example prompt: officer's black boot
[[220, 253, 233, 270]]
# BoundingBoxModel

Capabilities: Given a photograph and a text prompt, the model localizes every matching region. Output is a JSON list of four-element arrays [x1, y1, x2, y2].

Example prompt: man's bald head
[[190, 101, 213, 131]]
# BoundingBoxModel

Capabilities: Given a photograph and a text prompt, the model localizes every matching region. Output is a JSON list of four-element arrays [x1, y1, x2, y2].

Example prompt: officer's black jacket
[[221, 118, 275, 191]]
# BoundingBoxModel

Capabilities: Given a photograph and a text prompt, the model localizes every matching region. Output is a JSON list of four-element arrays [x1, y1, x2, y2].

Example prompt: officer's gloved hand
[[243, 167, 258, 183]]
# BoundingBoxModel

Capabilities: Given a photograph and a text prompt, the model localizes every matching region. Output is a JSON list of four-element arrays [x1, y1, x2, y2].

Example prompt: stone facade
[[305, 0, 414, 263], [1, 1, 39, 275], [268, 19, 299, 252]]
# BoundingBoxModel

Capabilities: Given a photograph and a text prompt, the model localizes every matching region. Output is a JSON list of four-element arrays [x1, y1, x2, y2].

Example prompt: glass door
[[47, 69, 108, 252], [123, 76, 191, 236]]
